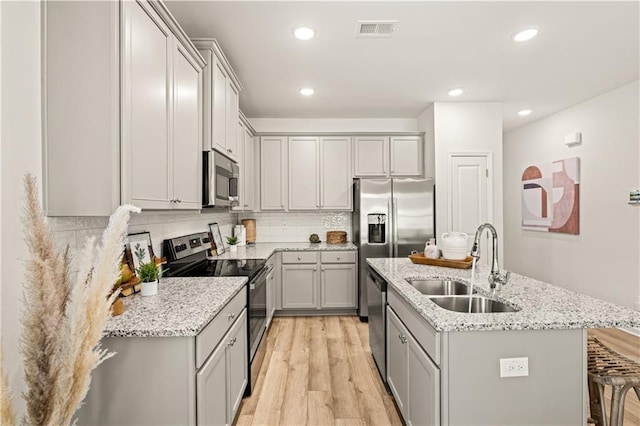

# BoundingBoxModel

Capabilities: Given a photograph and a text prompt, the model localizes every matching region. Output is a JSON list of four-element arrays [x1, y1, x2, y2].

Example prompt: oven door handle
[[249, 266, 269, 289]]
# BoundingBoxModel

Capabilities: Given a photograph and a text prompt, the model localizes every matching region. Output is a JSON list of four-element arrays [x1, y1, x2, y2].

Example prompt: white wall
[[433, 103, 504, 256], [238, 211, 351, 243], [1, 0, 42, 414], [504, 81, 640, 312], [247, 117, 418, 133]]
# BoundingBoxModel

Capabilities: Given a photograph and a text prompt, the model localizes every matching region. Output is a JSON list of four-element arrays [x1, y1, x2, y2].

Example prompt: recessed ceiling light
[[513, 28, 538, 42], [518, 109, 533, 116], [299, 87, 315, 96], [293, 26, 315, 40], [448, 88, 465, 97]]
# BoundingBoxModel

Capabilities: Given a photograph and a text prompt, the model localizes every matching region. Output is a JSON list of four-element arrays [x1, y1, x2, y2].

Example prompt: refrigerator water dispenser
[[368, 214, 386, 244]]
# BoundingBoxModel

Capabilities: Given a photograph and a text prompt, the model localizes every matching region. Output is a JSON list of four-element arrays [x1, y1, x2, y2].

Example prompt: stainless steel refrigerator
[[353, 178, 435, 318]]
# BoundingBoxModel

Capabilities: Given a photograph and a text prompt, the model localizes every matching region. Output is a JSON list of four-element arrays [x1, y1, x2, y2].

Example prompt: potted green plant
[[135, 244, 160, 296], [226, 236, 238, 253]]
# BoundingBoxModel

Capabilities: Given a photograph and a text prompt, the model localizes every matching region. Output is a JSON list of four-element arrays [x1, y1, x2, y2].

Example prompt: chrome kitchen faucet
[[470, 223, 511, 297]]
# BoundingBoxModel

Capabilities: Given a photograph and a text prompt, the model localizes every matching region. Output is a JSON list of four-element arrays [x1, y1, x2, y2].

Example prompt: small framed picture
[[209, 223, 225, 255], [125, 232, 155, 272]]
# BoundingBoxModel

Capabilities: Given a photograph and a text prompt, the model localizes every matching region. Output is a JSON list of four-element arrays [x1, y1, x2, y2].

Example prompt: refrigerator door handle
[[387, 197, 393, 258], [392, 197, 399, 257]]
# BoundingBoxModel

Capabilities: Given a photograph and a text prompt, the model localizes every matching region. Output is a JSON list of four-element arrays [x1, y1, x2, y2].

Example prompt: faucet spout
[[470, 223, 510, 291]]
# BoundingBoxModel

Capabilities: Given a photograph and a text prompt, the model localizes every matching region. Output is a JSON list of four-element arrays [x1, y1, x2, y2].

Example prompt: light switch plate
[[500, 357, 529, 378]]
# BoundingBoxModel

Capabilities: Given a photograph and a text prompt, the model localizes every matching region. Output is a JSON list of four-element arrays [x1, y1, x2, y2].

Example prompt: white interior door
[[449, 154, 490, 262]]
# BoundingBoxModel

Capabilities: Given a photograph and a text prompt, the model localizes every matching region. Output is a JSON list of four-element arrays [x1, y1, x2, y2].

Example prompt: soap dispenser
[[424, 238, 441, 259]]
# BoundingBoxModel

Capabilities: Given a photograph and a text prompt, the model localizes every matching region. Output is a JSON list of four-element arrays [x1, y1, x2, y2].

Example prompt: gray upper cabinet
[[43, 0, 205, 215], [354, 136, 389, 177], [288, 137, 320, 210], [320, 137, 352, 210], [260, 136, 288, 211], [193, 39, 243, 162], [390, 136, 423, 177], [354, 135, 423, 178]]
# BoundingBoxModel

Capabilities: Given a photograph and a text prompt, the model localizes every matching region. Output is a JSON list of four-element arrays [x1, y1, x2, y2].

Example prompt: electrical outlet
[[500, 357, 529, 378]]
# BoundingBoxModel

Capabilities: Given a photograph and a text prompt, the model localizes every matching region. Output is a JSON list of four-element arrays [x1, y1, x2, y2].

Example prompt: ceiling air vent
[[356, 20, 399, 38]]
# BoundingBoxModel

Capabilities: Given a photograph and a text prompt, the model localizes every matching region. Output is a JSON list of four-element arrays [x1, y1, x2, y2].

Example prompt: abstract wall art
[[521, 157, 580, 234]]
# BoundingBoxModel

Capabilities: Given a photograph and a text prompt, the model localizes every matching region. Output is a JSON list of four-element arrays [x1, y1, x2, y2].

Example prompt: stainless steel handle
[[388, 198, 393, 257], [392, 197, 398, 257]]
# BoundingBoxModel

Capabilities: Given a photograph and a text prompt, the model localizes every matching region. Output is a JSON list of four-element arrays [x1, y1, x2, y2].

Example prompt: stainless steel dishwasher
[[367, 266, 387, 386]]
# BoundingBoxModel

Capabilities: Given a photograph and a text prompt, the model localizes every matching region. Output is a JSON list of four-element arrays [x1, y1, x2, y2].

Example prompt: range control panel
[[166, 232, 211, 261]]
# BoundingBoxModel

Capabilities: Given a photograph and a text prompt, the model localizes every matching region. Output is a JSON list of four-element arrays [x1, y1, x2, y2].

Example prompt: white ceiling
[[165, 1, 639, 131]]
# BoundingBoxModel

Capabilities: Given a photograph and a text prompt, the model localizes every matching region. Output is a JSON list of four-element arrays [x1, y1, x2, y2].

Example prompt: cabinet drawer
[[282, 251, 318, 264], [196, 286, 247, 368], [320, 251, 356, 264], [388, 289, 440, 366]]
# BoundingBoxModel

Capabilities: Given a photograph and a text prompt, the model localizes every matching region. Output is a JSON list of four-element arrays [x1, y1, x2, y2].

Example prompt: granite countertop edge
[[366, 258, 640, 333], [212, 242, 358, 260]]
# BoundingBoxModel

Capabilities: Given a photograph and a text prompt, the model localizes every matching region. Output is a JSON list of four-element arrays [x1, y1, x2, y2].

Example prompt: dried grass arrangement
[[0, 175, 140, 425]]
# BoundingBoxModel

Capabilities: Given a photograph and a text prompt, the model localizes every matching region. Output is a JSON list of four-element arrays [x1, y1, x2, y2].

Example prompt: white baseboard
[[620, 327, 640, 337]]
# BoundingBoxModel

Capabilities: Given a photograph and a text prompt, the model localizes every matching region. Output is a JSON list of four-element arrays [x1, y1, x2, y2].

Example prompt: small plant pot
[[141, 280, 158, 297], [229, 245, 238, 253]]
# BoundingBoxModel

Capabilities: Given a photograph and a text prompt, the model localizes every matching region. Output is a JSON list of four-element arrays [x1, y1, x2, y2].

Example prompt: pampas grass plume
[[1, 174, 140, 425]]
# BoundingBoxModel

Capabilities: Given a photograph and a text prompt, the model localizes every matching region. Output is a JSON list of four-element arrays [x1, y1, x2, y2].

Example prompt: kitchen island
[[367, 257, 640, 425]]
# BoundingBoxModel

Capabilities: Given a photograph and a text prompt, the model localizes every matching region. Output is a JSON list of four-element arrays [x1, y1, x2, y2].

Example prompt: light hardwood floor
[[588, 328, 640, 426], [236, 316, 402, 426], [237, 318, 640, 426]]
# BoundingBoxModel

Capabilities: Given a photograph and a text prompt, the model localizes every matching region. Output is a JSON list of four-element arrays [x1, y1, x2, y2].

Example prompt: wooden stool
[[587, 337, 640, 426]]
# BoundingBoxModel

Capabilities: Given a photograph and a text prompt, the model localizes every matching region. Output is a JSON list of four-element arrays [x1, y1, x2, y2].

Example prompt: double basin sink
[[408, 279, 519, 313]]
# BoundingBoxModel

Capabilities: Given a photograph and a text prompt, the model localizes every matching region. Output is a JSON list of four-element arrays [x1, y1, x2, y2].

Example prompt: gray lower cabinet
[[282, 264, 318, 309], [195, 309, 249, 426], [266, 266, 276, 329], [387, 306, 440, 426], [279, 251, 357, 312], [320, 264, 357, 309]]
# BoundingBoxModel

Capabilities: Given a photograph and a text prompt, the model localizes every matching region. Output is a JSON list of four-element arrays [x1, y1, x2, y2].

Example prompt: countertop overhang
[[367, 258, 640, 332]]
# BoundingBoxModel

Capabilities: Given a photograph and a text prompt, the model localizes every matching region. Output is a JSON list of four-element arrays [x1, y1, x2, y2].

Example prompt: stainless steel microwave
[[203, 151, 239, 208]]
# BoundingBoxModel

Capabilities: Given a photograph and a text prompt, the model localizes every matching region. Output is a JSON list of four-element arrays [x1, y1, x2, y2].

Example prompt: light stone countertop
[[212, 242, 357, 260], [367, 257, 640, 332], [104, 276, 247, 338]]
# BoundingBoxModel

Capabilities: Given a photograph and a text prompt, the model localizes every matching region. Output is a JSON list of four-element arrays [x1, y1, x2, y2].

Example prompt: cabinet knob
[[297, 256, 301, 261], [177, 199, 182, 203], [313, 268, 317, 271], [337, 256, 341, 260], [228, 313, 236, 320], [321, 268, 325, 272], [399, 334, 407, 344]]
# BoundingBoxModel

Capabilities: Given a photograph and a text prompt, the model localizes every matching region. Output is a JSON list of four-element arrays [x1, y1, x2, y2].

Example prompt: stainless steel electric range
[[164, 232, 268, 395]]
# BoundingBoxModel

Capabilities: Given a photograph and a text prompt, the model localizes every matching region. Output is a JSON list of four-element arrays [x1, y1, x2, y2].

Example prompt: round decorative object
[[309, 233, 321, 243], [326, 231, 347, 245]]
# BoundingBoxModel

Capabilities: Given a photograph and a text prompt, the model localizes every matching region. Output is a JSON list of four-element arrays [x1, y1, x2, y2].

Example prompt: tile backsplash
[[237, 212, 352, 243], [48, 210, 236, 273], [48, 210, 353, 273]]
